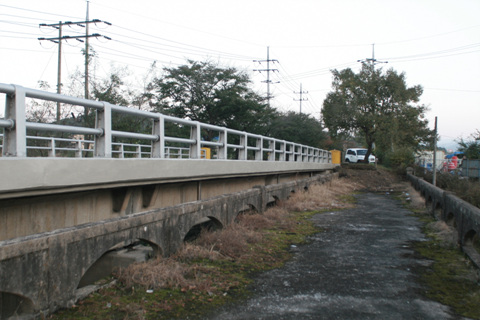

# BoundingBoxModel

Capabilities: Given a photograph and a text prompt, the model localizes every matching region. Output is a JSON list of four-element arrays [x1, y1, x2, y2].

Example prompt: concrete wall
[[407, 174, 480, 268], [0, 158, 334, 198], [0, 159, 335, 241], [0, 162, 336, 319]]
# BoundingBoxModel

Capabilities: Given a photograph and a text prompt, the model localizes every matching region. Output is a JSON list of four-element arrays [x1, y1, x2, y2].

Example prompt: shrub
[[384, 147, 415, 171]]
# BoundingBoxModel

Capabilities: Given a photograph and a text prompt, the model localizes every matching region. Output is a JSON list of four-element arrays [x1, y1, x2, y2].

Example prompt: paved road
[[208, 193, 469, 320]]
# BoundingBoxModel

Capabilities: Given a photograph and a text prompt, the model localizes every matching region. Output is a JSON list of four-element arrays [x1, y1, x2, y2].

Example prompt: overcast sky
[[1, 0, 479, 150]]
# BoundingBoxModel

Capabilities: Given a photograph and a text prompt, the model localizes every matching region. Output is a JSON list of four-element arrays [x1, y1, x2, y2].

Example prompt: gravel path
[[207, 192, 469, 320]]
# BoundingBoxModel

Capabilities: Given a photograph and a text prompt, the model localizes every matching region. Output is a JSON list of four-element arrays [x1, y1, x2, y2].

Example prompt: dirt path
[[206, 191, 469, 320]]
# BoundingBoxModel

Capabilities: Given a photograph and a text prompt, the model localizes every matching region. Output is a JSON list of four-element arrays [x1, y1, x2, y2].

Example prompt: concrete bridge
[[0, 84, 336, 319]]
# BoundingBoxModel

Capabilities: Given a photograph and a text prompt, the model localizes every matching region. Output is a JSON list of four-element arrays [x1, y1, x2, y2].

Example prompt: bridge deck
[[0, 158, 335, 199]]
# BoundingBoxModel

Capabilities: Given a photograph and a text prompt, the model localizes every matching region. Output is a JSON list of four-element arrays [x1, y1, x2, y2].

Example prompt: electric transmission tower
[[38, 11, 111, 121], [253, 46, 279, 107], [294, 83, 308, 114], [358, 43, 388, 68]]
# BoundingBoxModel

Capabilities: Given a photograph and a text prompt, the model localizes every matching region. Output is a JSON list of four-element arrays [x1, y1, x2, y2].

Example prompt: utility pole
[[85, 0, 90, 101], [293, 83, 308, 114], [357, 43, 388, 68], [56, 21, 63, 122], [39, 18, 111, 121], [254, 46, 279, 107]]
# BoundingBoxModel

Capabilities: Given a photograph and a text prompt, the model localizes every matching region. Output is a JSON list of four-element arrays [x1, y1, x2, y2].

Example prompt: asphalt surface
[[207, 192, 469, 320]]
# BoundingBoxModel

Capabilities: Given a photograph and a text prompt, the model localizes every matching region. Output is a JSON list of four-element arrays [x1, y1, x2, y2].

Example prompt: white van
[[345, 148, 376, 163]]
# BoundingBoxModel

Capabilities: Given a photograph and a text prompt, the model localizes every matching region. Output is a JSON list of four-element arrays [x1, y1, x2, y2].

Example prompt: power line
[[38, 18, 111, 120]]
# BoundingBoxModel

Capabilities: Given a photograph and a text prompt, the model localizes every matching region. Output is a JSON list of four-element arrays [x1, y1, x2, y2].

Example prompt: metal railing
[[0, 83, 331, 163]]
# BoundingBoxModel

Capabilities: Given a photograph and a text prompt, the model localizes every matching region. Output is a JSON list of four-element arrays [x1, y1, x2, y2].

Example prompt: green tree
[[150, 60, 277, 139], [269, 111, 327, 148], [458, 130, 480, 159], [322, 64, 432, 163]]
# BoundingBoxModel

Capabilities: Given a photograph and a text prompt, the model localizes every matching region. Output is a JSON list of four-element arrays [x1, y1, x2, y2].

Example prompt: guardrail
[[0, 133, 192, 159], [0, 83, 331, 162]]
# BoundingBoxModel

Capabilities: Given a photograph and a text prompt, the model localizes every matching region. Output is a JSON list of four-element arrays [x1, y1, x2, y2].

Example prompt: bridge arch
[[0, 291, 35, 319], [464, 230, 479, 249], [183, 216, 224, 242], [433, 201, 443, 220], [446, 211, 457, 228], [425, 195, 433, 213], [77, 238, 161, 289]]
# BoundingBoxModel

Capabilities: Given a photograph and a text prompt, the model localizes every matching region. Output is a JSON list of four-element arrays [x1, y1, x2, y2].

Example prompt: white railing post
[[3, 85, 27, 157], [218, 129, 227, 159], [308, 147, 313, 162], [278, 141, 285, 161], [285, 143, 291, 162], [189, 122, 201, 159], [48, 138, 56, 157], [268, 140, 275, 161], [151, 115, 165, 158], [255, 137, 263, 161], [94, 102, 112, 158], [75, 140, 82, 158], [238, 133, 247, 160], [119, 144, 124, 158]]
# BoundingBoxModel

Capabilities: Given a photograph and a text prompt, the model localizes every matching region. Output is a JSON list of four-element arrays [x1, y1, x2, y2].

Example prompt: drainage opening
[[77, 239, 160, 289], [184, 217, 223, 242]]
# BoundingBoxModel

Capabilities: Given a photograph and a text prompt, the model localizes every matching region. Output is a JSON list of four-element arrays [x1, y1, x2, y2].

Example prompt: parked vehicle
[[345, 148, 376, 163]]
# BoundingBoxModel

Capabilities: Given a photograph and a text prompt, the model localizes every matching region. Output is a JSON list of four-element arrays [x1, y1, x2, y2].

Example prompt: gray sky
[[1, 0, 479, 150]]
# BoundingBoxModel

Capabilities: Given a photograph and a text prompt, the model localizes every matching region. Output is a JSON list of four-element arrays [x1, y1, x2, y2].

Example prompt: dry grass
[[174, 242, 224, 261], [426, 220, 459, 248], [193, 223, 263, 259], [284, 179, 360, 212], [115, 258, 191, 290], [114, 176, 362, 295]]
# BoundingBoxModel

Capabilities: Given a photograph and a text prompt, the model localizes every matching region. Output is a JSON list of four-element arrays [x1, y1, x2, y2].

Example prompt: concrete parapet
[[407, 174, 480, 268]]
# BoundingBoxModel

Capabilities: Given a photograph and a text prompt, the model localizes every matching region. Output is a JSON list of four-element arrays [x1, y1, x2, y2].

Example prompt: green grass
[[414, 239, 480, 319], [410, 209, 480, 319]]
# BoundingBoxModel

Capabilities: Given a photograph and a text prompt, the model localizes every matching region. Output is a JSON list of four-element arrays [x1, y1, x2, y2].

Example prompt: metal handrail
[[0, 83, 332, 163]]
